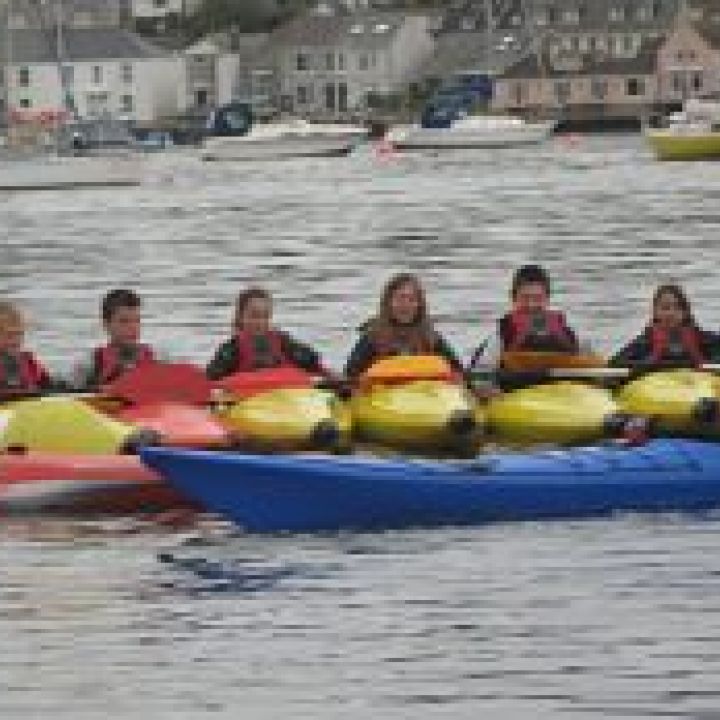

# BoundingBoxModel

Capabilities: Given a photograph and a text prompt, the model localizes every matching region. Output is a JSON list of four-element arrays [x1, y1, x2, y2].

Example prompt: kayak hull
[[0, 452, 188, 515], [617, 370, 720, 435], [351, 380, 481, 452], [141, 439, 720, 533], [486, 382, 619, 445]]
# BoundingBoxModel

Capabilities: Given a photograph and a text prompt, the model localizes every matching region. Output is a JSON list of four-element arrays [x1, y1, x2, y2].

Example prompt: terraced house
[[0, 0, 182, 128]]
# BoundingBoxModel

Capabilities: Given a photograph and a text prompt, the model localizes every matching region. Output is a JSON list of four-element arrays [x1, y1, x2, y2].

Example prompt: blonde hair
[[0, 301, 24, 332]]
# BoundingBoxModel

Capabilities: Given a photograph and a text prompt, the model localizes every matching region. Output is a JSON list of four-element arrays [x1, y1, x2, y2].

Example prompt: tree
[[185, 0, 280, 37]]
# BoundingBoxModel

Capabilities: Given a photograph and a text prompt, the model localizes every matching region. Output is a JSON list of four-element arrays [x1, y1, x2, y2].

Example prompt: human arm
[[205, 339, 238, 381]]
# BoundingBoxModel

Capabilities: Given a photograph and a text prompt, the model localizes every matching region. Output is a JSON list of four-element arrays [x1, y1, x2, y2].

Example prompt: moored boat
[[141, 438, 720, 533]]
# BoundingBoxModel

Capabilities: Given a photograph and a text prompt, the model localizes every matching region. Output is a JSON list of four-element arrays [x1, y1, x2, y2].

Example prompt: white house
[[1, 28, 183, 125], [271, 11, 435, 118]]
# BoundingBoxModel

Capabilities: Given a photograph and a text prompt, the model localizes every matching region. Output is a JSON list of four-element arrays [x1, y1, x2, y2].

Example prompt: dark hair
[[652, 284, 695, 326], [233, 287, 272, 331], [101, 289, 141, 323], [511, 265, 551, 299]]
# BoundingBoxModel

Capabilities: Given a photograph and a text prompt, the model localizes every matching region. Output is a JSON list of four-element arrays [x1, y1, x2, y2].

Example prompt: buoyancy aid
[[501, 310, 578, 353], [93, 343, 155, 385], [371, 323, 437, 359], [234, 330, 291, 372], [0, 351, 48, 391], [649, 324, 705, 367]]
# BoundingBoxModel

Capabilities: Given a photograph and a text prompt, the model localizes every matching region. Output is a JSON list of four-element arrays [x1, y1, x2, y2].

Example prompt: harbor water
[[2, 134, 720, 718]]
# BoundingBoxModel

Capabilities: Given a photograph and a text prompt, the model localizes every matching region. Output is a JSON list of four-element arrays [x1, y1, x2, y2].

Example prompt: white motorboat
[[386, 114, 557, 150], [201, 105, 367, 161]]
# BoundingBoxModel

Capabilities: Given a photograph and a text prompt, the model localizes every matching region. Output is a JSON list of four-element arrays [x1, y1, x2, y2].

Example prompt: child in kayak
[[70, 289, 163, 389], [206, 287, 332, 380], [468, 265, 585, 389], [0, 301, 53, 393], [610, 284, 720, 368], [344, 273, 463, 380]]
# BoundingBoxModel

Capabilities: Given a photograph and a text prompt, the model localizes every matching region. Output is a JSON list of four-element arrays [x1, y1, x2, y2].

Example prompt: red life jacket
[[649, 324, 705, 367], [0, 351, 49, 391], [93, 343, 156, 385], [502, 310, 577, 353], [234, 330, 291, 373], [371, 325, 437, 359]]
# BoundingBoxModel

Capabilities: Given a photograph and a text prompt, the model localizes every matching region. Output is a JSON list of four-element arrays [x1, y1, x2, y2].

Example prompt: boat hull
[[141, 439, 720, 533], [389, 121, 555, 150], [645, 130, 720, 160], [0, 452, 186, 515], [202, 135, 364, 161]]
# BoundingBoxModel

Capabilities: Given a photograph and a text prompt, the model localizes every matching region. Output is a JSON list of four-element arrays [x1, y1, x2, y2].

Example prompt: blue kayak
[[140, 440, 720, 533]]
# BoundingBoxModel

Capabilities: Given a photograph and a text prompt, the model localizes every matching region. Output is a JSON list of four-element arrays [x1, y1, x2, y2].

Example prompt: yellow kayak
[[617, 370, 720, 435], [217, 387, 351, 452], [0, 397, 140, 454], [351, 356, 481, 453], [486, 381, 622, 446]]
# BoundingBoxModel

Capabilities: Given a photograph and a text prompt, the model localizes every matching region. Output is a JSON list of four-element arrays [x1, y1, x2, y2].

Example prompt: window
[[626, 78, 644, 96], [338, 53, 345, 71], [692, 72, 703, 91], [358, 54, 369, 71], [154, 0, 167, 7], [18, 66, 30, 87], [92, 65, 103, 84], [609, 6, 624, 22], [555, 80, 571, 104], [120, 94, 133, 113], [296, 52, 310, 71], [591, 78, 607, 99], [513, 81, 525, 105], [325, 52, 335, 71], [325, 82, 335, 111], [195, 89, 208, 107], [562, 9, 579, 24], [19, 98, 30, 108], [121, 63, 133, 83], [297, 85, 308, 104], [623, 35, 634, 52], [672, 73, 683, 93], [0, 67, 4, 86], [338, 82, 347, 112], [60, 65, 74, 86]]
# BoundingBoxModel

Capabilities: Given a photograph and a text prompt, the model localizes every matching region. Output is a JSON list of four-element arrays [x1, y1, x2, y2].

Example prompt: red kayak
[[0, 451, 190, 515]]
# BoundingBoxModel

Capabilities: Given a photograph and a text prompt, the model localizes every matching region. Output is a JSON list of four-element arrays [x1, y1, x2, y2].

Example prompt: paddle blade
[[102, 363, 215, 406], [216, 367, 314, 399], [501, 351, 606, 373]]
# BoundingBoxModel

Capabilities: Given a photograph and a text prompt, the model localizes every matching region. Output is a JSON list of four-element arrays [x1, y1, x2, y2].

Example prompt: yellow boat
[[645, 99, 720, 161], [0, 397, 140, 454], [617, 370, 720, 435], [486, 381, 623, 446], [645, 130, 720, 161], [350, 356, 481, 453], [217, 388, 351, 452]]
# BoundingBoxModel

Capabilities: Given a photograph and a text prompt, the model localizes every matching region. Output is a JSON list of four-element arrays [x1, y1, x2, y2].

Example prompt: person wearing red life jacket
[[344, 273, 463, 381], [70, 289, 163, 390], [610, 284, 720, 369], [206, 287, 333, 380], [0, 301, 53, 393], [468, 265, 585, 392]]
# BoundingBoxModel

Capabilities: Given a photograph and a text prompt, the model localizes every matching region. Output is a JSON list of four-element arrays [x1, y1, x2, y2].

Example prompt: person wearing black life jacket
[[70, 289, 162, 390], [206, 287, 332, 380], [344, 273, 463, 380], [0, 301, 53, 394], [610, 284, 720, 369], [468, 265, 584, 391]]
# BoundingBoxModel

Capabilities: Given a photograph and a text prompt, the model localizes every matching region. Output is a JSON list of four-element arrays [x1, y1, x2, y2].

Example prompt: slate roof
[[0, 28, 167, 63], [501, 36, 663, 79], [270, 11, 405, 48]]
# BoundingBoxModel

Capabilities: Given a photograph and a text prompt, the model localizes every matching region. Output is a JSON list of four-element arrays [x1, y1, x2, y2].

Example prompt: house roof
[[0, 28, 167, 64], [501, 36, 663, 80], [270, 11, 406, 48]]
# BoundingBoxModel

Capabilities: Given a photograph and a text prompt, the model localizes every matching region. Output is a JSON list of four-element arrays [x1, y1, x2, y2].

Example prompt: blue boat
[[140, 440, 720, 534]]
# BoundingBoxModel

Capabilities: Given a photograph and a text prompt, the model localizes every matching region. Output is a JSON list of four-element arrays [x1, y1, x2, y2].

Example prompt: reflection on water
[[3, 135, 720, 718]]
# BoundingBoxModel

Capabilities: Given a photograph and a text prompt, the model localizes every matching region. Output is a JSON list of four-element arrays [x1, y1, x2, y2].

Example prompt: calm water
[[2, 134, 720, 718]]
